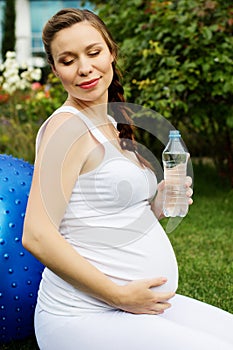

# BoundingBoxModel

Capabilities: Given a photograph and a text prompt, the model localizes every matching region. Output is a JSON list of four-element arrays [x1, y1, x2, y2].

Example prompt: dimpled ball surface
[[0, 154, 43, 344]]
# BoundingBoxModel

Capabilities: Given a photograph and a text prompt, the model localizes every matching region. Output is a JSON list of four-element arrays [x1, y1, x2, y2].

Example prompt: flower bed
[[0, 52, 66, 162]]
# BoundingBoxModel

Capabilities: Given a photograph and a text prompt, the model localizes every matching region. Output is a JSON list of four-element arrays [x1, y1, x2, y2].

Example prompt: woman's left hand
[[151, 176, 193, 220], [184, 176, 193, 206]]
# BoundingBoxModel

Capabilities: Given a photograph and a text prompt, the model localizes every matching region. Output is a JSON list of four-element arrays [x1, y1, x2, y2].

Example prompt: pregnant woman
[[22, 8, 233, 349]]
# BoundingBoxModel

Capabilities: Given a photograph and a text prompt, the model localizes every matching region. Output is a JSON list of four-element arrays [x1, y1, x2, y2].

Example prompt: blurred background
[[0, 0, 232, 186], [0, 0, 93, 67], [0, 1, 232, 349]]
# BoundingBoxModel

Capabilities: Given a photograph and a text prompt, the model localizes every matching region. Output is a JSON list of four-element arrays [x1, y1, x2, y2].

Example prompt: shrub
[[0, 52, 66, 162]]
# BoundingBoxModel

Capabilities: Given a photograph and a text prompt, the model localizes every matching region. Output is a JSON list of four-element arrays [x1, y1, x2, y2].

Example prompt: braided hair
[[108, 65, 153, 169]]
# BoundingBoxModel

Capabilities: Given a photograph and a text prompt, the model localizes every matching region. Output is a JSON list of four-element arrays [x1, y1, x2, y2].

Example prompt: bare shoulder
[[41, 111, 89, 145], [36, 111, 91, 163], [29, 111, 92, 226]]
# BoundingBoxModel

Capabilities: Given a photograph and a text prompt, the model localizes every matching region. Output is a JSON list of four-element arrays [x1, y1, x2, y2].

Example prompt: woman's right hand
[[114, 277, 175, 315]]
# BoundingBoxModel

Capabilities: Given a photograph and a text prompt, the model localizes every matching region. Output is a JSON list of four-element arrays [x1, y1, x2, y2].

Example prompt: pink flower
[[31, 82, 42, 90]]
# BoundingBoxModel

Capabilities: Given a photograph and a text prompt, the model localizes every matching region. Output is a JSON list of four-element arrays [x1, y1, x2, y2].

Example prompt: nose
[[78, 56, 93, 76]]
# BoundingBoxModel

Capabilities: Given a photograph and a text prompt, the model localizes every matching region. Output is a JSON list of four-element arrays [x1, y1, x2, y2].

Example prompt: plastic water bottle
[[162, 130, 189, 217]]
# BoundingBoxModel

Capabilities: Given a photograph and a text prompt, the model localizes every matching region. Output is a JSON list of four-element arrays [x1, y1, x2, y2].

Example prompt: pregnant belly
[[39, 220, 178, 315], [75, 220, 178, 294], [114, 221, 179, 293], [140, 222, 179, 293]]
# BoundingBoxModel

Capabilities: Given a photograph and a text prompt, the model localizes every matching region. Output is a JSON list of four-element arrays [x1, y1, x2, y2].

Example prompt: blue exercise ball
[[0, 154, 43, 344]]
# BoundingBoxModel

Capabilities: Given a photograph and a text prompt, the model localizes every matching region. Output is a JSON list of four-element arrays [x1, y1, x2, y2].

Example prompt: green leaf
[[202, 27, 213, 41], [226, 116, 233, 129], [176, 84, 186, 92]]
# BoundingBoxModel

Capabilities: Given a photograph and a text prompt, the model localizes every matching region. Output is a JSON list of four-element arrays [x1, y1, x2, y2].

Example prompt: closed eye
[[63, 60, 74, 66], [88, 50, 100, 57]]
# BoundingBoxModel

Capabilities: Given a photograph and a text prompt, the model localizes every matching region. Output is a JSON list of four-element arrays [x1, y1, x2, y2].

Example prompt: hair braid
[[109, 65, 154, 170], [108, 66, 136, 152]]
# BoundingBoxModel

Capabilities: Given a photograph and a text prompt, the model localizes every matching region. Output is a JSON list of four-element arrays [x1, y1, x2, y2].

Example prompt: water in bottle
[[162, 130, 189, 217]]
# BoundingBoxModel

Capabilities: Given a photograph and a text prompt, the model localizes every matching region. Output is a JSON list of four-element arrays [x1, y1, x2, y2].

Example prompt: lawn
[[169, 162, 233, 313], [1, 162, 233, 349]]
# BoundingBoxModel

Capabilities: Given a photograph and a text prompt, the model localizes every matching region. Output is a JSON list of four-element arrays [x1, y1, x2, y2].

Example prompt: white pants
[[35, 294, 233, 350]]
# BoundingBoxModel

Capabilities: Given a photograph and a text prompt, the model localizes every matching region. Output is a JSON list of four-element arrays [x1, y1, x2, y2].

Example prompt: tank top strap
[[52, 106, 109, 144], [35, 106, 115, 162]]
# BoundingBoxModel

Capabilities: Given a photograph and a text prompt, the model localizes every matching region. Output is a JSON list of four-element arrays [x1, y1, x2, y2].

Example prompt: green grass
[[1, 337, 39, 350], [168, 162, 233, 313], [2, 163, 233, 349]]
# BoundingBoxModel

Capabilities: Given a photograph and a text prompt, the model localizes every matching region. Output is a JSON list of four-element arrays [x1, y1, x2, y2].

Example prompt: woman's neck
[[64, 97, 109, 124]]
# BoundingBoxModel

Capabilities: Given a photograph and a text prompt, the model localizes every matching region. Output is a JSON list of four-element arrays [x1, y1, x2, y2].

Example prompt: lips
[[78, 78, 100, 89]]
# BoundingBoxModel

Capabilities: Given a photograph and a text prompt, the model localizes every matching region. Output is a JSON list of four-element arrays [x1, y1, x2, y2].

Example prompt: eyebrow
[[57, 42, 104, 58]]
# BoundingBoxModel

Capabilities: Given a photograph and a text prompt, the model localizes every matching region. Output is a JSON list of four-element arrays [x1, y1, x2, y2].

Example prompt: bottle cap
[[169, 130, 181, 138]]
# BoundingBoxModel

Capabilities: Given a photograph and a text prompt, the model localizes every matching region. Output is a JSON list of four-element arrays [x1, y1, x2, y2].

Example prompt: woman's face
[[51, 21, 114, 107]]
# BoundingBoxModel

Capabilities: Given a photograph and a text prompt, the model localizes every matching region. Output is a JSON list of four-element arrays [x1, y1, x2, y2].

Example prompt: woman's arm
[[23, 113, 174, 314]]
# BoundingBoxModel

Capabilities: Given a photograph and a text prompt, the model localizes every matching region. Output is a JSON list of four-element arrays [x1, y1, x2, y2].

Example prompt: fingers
[[153, 291, 176, 303], [185, 176, 193, 205], [185, 176, 193, 187], [147, 277, 168, 288], [148, 299, 173, 315], [146, 278, 175, 299], [186, 188, 193, 205], [186, 187, 193, 198], [121, 278, 175, 315], [154, 302, 172, 314], [146, 278, 176, 306], [185, 178, 193, 205]]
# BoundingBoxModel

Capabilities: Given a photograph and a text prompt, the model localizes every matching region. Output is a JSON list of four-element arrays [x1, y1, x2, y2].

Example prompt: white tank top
[[36, 106, 178, 315]]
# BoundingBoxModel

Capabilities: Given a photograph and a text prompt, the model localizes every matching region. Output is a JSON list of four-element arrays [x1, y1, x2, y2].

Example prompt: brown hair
[[42, 8, 151, 167]]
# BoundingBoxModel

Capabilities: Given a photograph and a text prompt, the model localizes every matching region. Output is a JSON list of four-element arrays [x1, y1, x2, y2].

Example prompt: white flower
[[7, 75, 20, 85], [20, 71, 30, 80], [1, 51, 42, 94], [31, 68, 42, 81], [16, 104, 23, 110], [19, 80, 30, 90], [2, 81, 16, 94], [6, 51, 16, 59]]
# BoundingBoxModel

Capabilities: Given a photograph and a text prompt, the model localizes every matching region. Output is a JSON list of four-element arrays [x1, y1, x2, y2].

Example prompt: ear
[[52, 65, 59, 77], [111, 54, 114, 64], [110, 50, 116, 64]]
